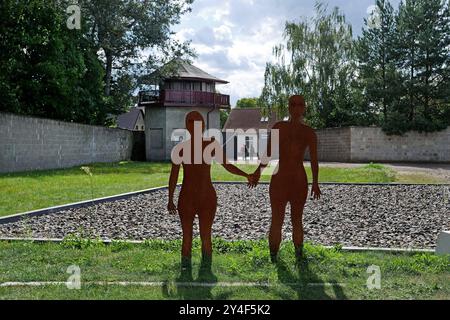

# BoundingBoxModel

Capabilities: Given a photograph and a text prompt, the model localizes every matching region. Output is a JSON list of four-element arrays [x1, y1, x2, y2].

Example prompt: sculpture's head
[[185, 111, 205, 135], [288, 95, 306, 120]]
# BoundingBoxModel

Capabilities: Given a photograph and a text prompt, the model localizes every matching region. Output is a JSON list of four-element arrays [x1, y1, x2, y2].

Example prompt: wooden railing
[[163, 90, 230, 106], [139, 89, 229, 106]]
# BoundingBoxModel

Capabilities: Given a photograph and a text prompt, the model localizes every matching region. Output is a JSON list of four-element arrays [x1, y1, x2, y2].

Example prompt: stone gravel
[[0, 184, 448, 249]]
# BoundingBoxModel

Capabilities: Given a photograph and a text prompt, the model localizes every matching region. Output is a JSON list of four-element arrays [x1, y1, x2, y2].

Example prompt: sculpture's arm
[[221, 162, 249, 178], [308, 130, 321, 200], [168, 161, 180, 214], [214, 140, 253, 186], [252, 123, 278, 182], [219, 143, 249, 178]]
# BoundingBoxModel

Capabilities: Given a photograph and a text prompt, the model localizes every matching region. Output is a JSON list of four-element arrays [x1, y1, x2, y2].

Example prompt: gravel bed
[[0, 184, 448, 249]]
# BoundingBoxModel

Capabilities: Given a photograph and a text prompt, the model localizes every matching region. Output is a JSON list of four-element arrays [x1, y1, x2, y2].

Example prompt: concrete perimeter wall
[[315, 127, 351, 162], [350, 126, 450, 163], [0, 112, 133, 173], [306, 126, 450, 163]]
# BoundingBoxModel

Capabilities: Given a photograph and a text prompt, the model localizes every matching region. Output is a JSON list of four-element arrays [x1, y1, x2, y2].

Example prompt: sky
[[172, 0, 400, 106]]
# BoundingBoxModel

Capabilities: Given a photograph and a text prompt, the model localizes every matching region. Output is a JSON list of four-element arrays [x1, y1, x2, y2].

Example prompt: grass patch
[[0, 239, 448, 300], [212, 162, 396, 184], [394, 172, 447, 184], [0, 161, 172, 216]]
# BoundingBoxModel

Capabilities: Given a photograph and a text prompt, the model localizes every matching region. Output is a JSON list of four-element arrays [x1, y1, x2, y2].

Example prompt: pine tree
[[356, 0, 401, 124], [414, 0, 450, 130], [392, 0, 450, 133]]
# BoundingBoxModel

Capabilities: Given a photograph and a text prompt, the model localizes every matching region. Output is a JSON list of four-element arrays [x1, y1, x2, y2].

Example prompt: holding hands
[[246, 167, 261, 188], [247, 166, 322, 202], [168, 199, 177, 215]]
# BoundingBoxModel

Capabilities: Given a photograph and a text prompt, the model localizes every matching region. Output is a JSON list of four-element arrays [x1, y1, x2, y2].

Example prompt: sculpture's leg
[[199, 210, 215, 259], [269, 200, 287, 262], [179, 209, 195, 262], [198, 212, 217, 283], [291, 201, 305, 260]]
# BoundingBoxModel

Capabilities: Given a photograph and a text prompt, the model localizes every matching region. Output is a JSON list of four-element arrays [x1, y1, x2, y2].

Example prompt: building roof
[[222, 108, 279, 131], [175, 60, 229, 84], [149, 59, 229, 84], [117, 107, 144, 130]]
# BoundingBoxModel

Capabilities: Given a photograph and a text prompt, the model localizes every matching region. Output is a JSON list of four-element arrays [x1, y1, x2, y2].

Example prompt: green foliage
[[213, 239, 259, 254], [143, 261, 167, 274], [385, 253, 449, 274], [364, 162, 386, 170], [0, 0, 195, 125], [356, 0, 400, 126], [61, 233, 105, 249], [236, 97, 259, 109], [143, 239, 183, 252], [110, 240, 133, 252], [220, 109, 230, 128], [247, 246, 270, 269], [79, 0, 195, 99], [261, 0, 450, 135], [357, 0, 450, 135], [260, 2, 363, 128], [0, 0, 106, 124]]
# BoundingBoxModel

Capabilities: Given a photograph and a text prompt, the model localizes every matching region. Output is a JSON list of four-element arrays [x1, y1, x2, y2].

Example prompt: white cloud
[[197, 0, 230, 22], [213, 25, 233, 43], [171, 0, 402, 106], [174, 28, 195, 43], [173, 1, 288, 105]]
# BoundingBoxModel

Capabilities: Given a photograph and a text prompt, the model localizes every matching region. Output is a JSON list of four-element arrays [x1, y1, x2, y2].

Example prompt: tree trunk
[[382, 40, 387, 121], [382, 44, 387, 121], [424, 49, 430, 120], [104, 49, 113, 97], [409, 45, 414, 122]]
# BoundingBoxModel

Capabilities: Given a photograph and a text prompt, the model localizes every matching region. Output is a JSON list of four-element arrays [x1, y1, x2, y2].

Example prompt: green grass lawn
[[0, 239, 448, 300], [0, 161, 405, 217]]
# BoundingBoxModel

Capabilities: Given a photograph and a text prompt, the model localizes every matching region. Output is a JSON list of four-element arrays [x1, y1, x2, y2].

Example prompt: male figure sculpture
[[168, 111, 254, 267], [252, 95, 321, 262]]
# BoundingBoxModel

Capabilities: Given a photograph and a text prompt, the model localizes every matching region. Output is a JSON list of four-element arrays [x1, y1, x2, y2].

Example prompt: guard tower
[[138, 60, 230, 161]]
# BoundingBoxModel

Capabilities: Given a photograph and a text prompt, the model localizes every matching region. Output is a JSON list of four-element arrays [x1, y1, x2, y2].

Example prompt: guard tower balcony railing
[[139, 89, 230, 107]]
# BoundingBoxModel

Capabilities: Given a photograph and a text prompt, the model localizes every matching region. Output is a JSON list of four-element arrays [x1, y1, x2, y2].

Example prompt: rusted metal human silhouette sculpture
[[168, 111, 254, 267], [251, 95, 321, 262]]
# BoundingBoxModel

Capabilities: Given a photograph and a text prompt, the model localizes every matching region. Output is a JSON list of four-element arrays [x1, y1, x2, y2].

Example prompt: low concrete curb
[[0, 185, 169, 225], [0, 236, 434, 253]]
